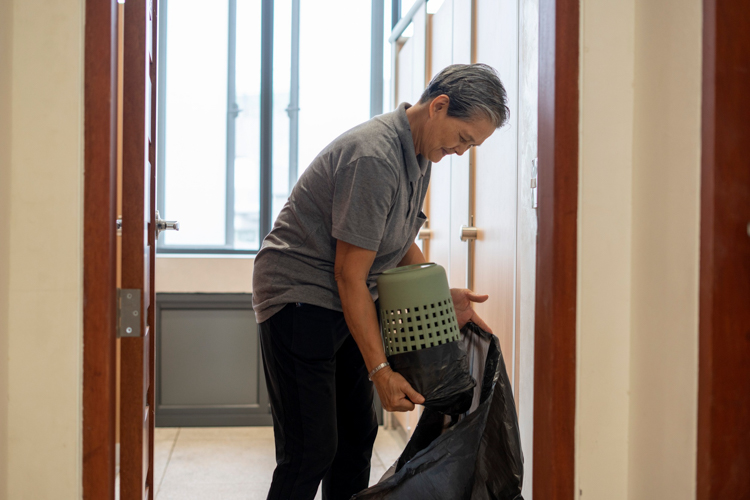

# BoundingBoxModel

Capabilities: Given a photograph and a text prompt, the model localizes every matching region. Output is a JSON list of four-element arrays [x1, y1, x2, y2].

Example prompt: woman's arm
[[397, 241, 427, 267], [334, 240, 425, 412]]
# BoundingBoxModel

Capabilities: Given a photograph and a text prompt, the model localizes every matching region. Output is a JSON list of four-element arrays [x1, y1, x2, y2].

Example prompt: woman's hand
[[371, 366, 425, 412], [450, 288, 493, 333]]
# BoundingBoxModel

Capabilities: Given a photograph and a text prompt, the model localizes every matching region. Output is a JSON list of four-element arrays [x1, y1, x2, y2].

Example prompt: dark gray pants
[[259, 303, 379, 500]]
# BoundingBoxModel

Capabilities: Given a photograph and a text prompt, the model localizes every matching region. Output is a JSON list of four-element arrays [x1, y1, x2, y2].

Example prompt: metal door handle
[[155, 210, 180, 238], [418, 227, 433, 240], [460, 225, 477, 241]]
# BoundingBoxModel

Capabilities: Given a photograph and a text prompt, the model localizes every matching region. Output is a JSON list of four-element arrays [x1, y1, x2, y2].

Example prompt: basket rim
[[381, 262, 437, 275]]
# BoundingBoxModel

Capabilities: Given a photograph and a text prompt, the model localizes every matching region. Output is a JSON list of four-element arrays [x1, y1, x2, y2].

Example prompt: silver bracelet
[[368, 361, 390, 381]]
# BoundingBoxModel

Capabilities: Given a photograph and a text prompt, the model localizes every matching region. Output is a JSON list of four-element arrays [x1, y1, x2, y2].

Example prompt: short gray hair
[[418, 63, 509, 128]]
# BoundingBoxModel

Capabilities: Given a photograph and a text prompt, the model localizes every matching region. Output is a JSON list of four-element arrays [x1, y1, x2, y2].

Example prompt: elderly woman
[[252, 63, 509, 500]]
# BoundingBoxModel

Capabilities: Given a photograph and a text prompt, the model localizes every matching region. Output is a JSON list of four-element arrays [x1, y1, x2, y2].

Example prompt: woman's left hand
[[450, 288, 493, 333]]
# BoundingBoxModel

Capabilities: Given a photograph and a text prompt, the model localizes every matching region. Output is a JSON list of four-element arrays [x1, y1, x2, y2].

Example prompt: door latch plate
[[117, 288, 142, 338]]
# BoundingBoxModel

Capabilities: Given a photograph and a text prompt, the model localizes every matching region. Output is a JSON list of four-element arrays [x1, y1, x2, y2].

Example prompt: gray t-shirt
[[252, 103, 431, 324]]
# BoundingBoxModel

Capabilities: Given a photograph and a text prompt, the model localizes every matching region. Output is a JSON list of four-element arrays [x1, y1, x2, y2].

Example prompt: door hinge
[[117, 288, 142, 338]]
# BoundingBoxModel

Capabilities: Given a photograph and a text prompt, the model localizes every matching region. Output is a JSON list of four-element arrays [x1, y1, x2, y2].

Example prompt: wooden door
[[697, 0, 750, 495], [120, 0, 157, 498], [82, 1, 119, 498]]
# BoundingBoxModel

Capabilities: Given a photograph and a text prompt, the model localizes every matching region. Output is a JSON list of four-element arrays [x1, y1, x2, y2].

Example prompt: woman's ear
[[428, 94, 450, 118]]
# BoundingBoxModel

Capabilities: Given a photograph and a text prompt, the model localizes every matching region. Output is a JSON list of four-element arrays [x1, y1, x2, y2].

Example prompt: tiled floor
[[142, 426, 405, 500]]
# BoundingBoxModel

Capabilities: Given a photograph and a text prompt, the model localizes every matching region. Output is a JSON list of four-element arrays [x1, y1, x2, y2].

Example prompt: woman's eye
[[460, 136, 467, 143]]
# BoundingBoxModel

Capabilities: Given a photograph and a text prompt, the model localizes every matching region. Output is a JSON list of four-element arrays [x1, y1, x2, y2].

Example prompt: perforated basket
[[377, 263, 460, 356]]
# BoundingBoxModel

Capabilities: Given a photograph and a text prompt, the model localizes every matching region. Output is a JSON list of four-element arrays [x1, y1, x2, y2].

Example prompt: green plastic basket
[[377, 263, 460, 356]]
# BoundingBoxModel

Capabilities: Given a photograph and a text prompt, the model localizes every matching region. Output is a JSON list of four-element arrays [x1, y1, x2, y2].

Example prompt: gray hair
[[418, 63, 510, 128]]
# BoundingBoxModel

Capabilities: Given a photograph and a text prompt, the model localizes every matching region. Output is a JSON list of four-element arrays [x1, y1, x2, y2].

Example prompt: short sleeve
[[331, 157, 399, 251]]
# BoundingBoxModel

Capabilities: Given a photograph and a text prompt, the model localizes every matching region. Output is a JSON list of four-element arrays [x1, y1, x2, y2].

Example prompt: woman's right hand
[[371, 367, 425, 412]]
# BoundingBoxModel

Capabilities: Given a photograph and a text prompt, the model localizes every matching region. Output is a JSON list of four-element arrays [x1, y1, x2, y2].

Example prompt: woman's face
[[422, 96, 497, 163]]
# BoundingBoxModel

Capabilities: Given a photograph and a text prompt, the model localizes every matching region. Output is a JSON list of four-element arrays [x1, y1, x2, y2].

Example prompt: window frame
[[156, 0, 387, 254]]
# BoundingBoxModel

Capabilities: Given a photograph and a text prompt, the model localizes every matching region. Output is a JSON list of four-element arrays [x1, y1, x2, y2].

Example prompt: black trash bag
[[388, 339, 477, 414], [353, 323, 524, 500]]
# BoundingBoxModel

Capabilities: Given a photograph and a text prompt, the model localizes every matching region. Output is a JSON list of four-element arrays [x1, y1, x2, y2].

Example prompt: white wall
[[155, 256, 254, 293], [576, 0, 636, 496], [576, 0, 702, 499], [0, 0, 13, 495], [628, 0, 701, 496], [3, 0, 85, 498]]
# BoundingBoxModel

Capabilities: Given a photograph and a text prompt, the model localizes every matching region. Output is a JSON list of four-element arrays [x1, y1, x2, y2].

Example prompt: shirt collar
[[394, 102, 430, 182]]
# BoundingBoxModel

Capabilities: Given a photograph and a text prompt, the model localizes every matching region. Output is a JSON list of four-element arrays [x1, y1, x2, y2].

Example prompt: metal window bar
[[225, 0, 238, 249], [389, 0, 426, 43], [156, 0, 168, 245], [259, 0, 273, 243], [371, 0, 385, 118], [287, 0, 300, 193]]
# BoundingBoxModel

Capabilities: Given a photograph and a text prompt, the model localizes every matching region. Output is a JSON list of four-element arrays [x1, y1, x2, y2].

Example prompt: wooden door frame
[[82, 1, 119, 499], [120, 0, 158, 497], [697, 0, 750, 497], [80, 0, 583, 497], [533, 0, 579, 497]]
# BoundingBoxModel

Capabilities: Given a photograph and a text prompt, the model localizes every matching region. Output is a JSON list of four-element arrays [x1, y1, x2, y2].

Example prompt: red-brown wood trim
[[533, 0, 579, 497], [697, 0, 750, 497], [83, 1, 119, 499], [121, 0, 151, 497], [146, 2, 159, 499]]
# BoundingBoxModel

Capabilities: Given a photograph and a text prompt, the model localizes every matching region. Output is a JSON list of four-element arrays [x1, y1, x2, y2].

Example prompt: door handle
[[418, 227, 432, 240], [460, 225, 477, 241], [155, 210, 180, 238], [460, 216, 477, 290], [230, 102, 243, 118]]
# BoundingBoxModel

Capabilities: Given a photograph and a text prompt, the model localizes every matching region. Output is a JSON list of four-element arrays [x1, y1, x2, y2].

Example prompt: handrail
[[388, 0, 426, 43]]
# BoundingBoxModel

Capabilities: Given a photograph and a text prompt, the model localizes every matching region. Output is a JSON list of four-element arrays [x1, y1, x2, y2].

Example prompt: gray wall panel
[[155, 293, 272, 427], [160, 309, 258, 406]]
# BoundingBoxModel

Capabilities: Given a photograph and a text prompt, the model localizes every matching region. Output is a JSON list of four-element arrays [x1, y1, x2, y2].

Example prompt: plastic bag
[[353, 323, 524, 500], [388, 339, 476, 415]]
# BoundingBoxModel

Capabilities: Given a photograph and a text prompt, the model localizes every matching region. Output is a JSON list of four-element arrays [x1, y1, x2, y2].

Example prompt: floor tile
[[370, 448, 385, 470], [154, 426, 406, 498], [176, 426, 275, 442], [153, 436, 175, 493], [160, 439, 276, 489], [156, 482, 271, 500], [154, 427, 179, 442], [369, 464, 388, 487], [373, 428, 406, 470]]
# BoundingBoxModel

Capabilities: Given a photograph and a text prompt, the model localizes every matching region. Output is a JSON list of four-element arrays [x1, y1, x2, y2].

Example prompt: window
[[157, 0, 379, 253]]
